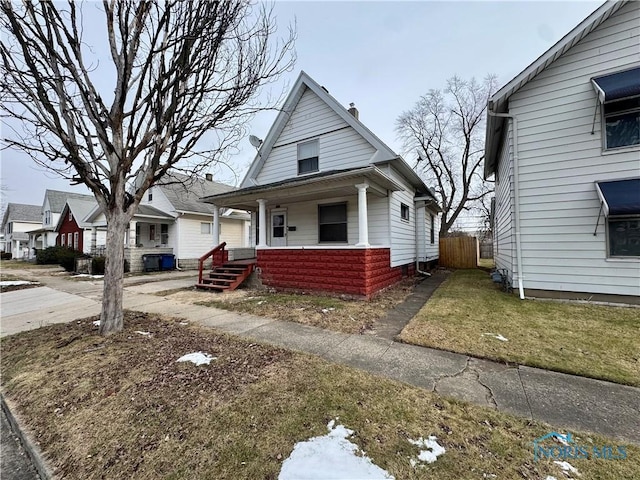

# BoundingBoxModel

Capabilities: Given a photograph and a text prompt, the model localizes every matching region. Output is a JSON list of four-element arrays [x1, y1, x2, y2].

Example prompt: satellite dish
[[249, 135, 263, 148]]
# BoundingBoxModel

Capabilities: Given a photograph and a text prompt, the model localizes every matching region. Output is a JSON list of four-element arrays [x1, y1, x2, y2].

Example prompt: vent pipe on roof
[[205, 173, 213, 182], [348, 103, 359, 120]]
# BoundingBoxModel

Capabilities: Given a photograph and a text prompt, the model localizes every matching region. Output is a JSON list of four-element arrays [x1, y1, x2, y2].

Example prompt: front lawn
[[1, 313, 637, 479], [399, 269, 640, 386], [164, 279, 417, 334]]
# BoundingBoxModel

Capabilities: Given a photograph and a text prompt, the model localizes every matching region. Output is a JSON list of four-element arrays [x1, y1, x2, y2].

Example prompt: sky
[[0, 0, 603, 209]]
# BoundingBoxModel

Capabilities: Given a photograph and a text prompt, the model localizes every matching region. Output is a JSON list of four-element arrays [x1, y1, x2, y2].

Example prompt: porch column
[[212, 206, 220, 245], [128, 221, 137, 247], [91, 227, 97, 253], [355, 182, 370, 247], [257, 199, 267, 247]]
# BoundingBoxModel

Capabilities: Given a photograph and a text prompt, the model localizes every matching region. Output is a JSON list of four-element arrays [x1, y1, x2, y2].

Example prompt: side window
[[430, 215, 435, 244], [400, 203, 410, 221], [603, 97, 640, 150], [318, 203, 347, 242]]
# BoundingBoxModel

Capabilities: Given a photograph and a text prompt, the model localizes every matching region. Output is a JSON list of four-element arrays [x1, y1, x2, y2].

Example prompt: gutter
[[488, 110, 525, 300]]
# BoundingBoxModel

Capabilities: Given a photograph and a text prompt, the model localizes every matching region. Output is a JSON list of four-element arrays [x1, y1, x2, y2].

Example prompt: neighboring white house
[[484, 0, 639, 302], [201, 71, 441, 297], [85, 173, 251, 271], [1, 203, 42, 259], [27, 189, 95, 256]]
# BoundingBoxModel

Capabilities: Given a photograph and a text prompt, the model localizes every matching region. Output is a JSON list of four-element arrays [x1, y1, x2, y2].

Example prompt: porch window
[[318, 203, 347, 243], [400, 203, 410, 221], [73, 232, 79, 250], [161, 224, 169, 244], [149, 224, 156, 241], [201, 222, 211, 234], [298, 139, 319, 175]]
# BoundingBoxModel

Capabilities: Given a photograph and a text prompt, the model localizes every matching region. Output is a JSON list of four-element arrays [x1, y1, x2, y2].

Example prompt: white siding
[[175, 215, 245, 259], [139, 186, 175, 214], [503, 1, 640, 296], [386, 166, 417, 267], [256, 88, 376, 184], [82, 229, 107, 254], [416, 206, 439, 262], [220, 219, 247, 248]]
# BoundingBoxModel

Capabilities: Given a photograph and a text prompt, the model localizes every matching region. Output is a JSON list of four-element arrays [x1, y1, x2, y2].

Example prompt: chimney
[[348, 102, 359, 120], [205, 173, 213, 181]]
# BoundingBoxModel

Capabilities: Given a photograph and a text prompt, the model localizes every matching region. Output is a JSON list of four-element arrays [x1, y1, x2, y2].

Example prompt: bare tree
[[1, 0, 295, 334], [397, 75, 497, 237]]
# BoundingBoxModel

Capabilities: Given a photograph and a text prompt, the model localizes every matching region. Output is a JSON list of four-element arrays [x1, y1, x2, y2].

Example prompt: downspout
[[488, 110, 525, 299]]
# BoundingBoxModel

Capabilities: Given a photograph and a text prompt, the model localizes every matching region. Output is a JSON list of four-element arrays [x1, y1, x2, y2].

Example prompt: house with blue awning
[[484, 0, 639, 302]]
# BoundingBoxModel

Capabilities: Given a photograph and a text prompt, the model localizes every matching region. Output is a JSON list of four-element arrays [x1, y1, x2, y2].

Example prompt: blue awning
[[591, 67, 640, 103], [595, 178, 640, 216]]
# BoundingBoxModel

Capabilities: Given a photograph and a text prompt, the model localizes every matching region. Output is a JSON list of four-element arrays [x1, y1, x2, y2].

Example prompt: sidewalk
[[2, 272, 639, 446]]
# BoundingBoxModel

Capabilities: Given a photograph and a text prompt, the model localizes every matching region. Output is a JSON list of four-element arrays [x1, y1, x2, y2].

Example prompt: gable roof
[[484, 0, 629, 177], [157, 172, 235, 215], [44, 189, 94, 213], [55, 197, 99, 230], [1, 203, 42, 228], [241, 71, 429, 192]]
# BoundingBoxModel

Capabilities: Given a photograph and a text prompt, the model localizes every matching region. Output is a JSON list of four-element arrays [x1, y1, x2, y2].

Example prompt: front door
[[271, 211, 287, 247]]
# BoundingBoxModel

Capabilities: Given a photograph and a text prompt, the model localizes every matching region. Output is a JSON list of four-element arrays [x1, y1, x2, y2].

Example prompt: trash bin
[[160, 254, 175, 271], [142, 254, 161, 272]]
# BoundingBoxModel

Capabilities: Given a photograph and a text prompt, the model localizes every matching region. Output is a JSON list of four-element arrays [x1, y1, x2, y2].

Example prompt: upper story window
[[400, 203, 410, 222], [148, 189, 153, 201], [604, 97, 640, 150], [298, 139, 319, 175], [68, 210, 73, 221], [44, 210, 51, 225], [591, 67, 640, 151]]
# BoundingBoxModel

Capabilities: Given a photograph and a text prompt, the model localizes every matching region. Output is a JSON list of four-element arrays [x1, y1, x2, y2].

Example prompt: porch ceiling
[[201, 166, 403, 210]]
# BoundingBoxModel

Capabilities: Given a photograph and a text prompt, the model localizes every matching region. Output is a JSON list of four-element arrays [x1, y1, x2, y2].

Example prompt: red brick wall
[[257, 248, 413, 297]]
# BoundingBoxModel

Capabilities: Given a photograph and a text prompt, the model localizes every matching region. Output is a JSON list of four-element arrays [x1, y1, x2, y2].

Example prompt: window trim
[[400, 203, 410, 222], [67, 233, 72, 246], [605, 215, 640, 258], [297, 139, 319, 176], [601, 98, 640, 152], [200, 222, 212, 235], [318, 202, 348, 243], [73, 232, 79, 250]]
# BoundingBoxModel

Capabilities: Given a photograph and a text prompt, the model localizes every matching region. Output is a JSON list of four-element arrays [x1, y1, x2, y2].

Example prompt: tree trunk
[[99, 213, 128, 335]]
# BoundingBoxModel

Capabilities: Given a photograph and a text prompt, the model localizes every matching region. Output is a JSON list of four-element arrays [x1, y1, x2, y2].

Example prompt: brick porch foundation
[[257, 248, 414, 297]]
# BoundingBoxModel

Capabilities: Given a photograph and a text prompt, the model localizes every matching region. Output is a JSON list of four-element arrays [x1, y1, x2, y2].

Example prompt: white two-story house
[[485, 0, 639, 302]]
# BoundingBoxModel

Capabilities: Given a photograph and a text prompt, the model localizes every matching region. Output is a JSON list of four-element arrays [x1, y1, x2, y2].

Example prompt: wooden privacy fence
[[439, 236, 479, 268]]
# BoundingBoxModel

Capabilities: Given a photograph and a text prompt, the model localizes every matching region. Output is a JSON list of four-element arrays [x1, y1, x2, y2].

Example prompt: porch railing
[[198, 242, 226, 284]]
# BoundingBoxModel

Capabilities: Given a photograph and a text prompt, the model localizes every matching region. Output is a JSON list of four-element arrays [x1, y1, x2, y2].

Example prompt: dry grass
[[1, 313, 638, 479], [399, 269, 640, 386], [166, 279, 418, 335]]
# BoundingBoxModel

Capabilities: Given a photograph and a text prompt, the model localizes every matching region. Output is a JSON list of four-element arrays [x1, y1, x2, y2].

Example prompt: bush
[[92, 256, 106, 275], [36, 246, 83, 271], [92, 256, 130, 275], [1, 252, 12, 260]]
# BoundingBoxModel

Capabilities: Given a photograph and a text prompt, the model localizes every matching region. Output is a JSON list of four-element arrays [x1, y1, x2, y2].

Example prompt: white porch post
[[257, 199, 267, 247], [355, 182, 370, 247], [212, 206, 220, 245], [128, 221, 137, 247], [91, 227, 97, 253]]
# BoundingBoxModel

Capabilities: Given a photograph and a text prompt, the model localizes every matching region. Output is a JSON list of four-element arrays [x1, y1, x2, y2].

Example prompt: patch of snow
[[176, 352, 216, 366], [179, 322, 189, 326], [74, 274, 104, 279], [279, 419, 394, 480], [554, 461, 580, 476], [257, 300, 266, 305], [482, 333, 509, 342], [408, 436, 446, 465], [0, 280, 36, 286], [134, 331, 151, 336], [546, 477, 558, 480], [92, 320, 101, 327]]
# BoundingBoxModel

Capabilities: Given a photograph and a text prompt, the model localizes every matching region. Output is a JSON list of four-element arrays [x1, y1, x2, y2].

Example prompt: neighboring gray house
[[485, 0, 639, 302], [85, 173, 250, 271], [1, 203, 42, 259], [28, 189, 95, 255]]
